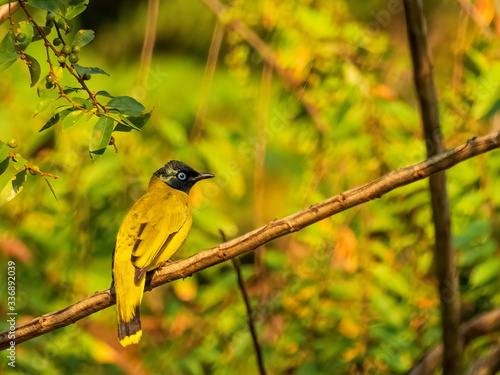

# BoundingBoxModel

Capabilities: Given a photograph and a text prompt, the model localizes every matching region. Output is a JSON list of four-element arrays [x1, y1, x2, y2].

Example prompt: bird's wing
[[122, 191, 189, 279]]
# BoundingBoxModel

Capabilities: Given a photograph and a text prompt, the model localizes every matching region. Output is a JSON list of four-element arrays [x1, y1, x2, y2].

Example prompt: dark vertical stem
[[232, 257, 267, 375], [403, 1, 462, 374], [220, 230, 267, 375]]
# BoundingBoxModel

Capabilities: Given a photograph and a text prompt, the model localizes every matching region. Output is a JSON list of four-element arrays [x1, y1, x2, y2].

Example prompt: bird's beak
[[191, 172, 215, 182]]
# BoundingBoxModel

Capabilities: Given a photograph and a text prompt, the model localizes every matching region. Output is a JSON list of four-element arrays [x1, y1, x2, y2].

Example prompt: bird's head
[[154, 160, 214, 194]]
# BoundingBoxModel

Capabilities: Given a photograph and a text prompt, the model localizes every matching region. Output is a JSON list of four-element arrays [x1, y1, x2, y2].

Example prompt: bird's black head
[[154, 160, 214, 194]]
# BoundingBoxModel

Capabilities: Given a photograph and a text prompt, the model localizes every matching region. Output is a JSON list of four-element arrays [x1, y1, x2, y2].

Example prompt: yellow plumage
[[112, 161, 213, 346]]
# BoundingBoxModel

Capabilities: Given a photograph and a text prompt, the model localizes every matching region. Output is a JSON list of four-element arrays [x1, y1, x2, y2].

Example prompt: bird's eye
[[177, 172, 187, 181]]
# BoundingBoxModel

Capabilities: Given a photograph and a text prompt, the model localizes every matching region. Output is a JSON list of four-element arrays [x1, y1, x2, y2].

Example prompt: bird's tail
[[115, 270, 146, 347]]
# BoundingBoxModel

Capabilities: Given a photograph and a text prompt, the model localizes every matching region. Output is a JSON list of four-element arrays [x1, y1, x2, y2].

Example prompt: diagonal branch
[[467, 339, 500, 375], [0, 132, 499, 350], [407, 309, 500, 375], [404, 1, 462, 374], [200, 0, 328, 133]]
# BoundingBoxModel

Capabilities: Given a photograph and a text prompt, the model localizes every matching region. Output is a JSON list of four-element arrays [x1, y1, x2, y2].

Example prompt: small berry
[[45, 82, 54, 89], [83, 73, 91, 81], [29, 166, 40, 175], [46, 74, 55, 84], [58, 55, 66, 64], [72, 45, 80, 54], [53, 38, 62, 46], [7, 139, 18, 148], [68, 53, 79, 64], [62, 45, 72, 55], [46, 13, 56, 22], [16, 33, 26, 42], [45, 19, 53, 28], [57, 19, 66, 29]]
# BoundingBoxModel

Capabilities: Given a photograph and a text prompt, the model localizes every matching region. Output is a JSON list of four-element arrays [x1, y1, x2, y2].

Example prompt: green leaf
[[89, 116, 114, 159], [482, 96, 500, 121], [96, 90, 113, 98], [39, 108, 77, 131], [65, 0, 89, 20], [0, 170, 27, 206], [104, 112, 143, 131], [25, 54, 41, 87], [17, 21, 35, 51], [62, 110, 86, 130], [0, 142, 9, 163], [74, 64, 109, 76], [470, 258, 500, 287], [107, 96, 145, 116], [36, 67, 65, 114], [63, 87, 82, 95], [0, 33, 18, 71], [72, 29, 94, 47], [43, 177, 59, 204], [0, 158, 9, 176], [27, 0, 65, 14], [114, 111, 152, 132], [72, 97, 93, 110], [12, 155, 27, 170]]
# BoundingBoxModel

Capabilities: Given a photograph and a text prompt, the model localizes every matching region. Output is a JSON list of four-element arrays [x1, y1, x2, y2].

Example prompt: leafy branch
[[0, 131, 498, 350], [15, 0, 106, 113], [0, 0, 152, 161], [0, 140, 58, 206]]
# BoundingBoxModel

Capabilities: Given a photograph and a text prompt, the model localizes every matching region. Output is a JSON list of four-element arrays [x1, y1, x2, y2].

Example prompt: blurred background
[[1, 0, 500, 373]]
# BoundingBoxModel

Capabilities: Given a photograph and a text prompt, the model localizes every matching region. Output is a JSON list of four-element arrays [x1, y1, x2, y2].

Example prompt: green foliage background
[[1, 0, 500, 373]]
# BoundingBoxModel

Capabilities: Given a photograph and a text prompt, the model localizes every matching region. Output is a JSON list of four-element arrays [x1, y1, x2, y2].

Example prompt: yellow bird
[[112, 160, 214, 347]]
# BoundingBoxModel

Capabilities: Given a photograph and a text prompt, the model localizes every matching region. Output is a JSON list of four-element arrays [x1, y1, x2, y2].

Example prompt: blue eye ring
[[177, 172, 187, 181]]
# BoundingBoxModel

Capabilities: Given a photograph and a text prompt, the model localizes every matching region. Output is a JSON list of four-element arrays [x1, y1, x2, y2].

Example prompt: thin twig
[[404, 1, 462, 374], [8, 152, 59, 179], [0, 131, 499, 349], [25, 165, 59, 179], [232, 257, 267, 375], [220, 230, 267, 375]]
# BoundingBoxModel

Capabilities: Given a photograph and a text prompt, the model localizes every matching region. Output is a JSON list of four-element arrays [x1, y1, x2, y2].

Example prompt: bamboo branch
[[407, 309, 500, 375], [190, 20, 225, 142], [0, 132, 499, 350], [403, 1, 462, 374]]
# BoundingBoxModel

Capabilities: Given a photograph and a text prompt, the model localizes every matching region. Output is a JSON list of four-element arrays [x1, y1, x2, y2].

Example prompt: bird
[[112, 160, 214, 347]]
